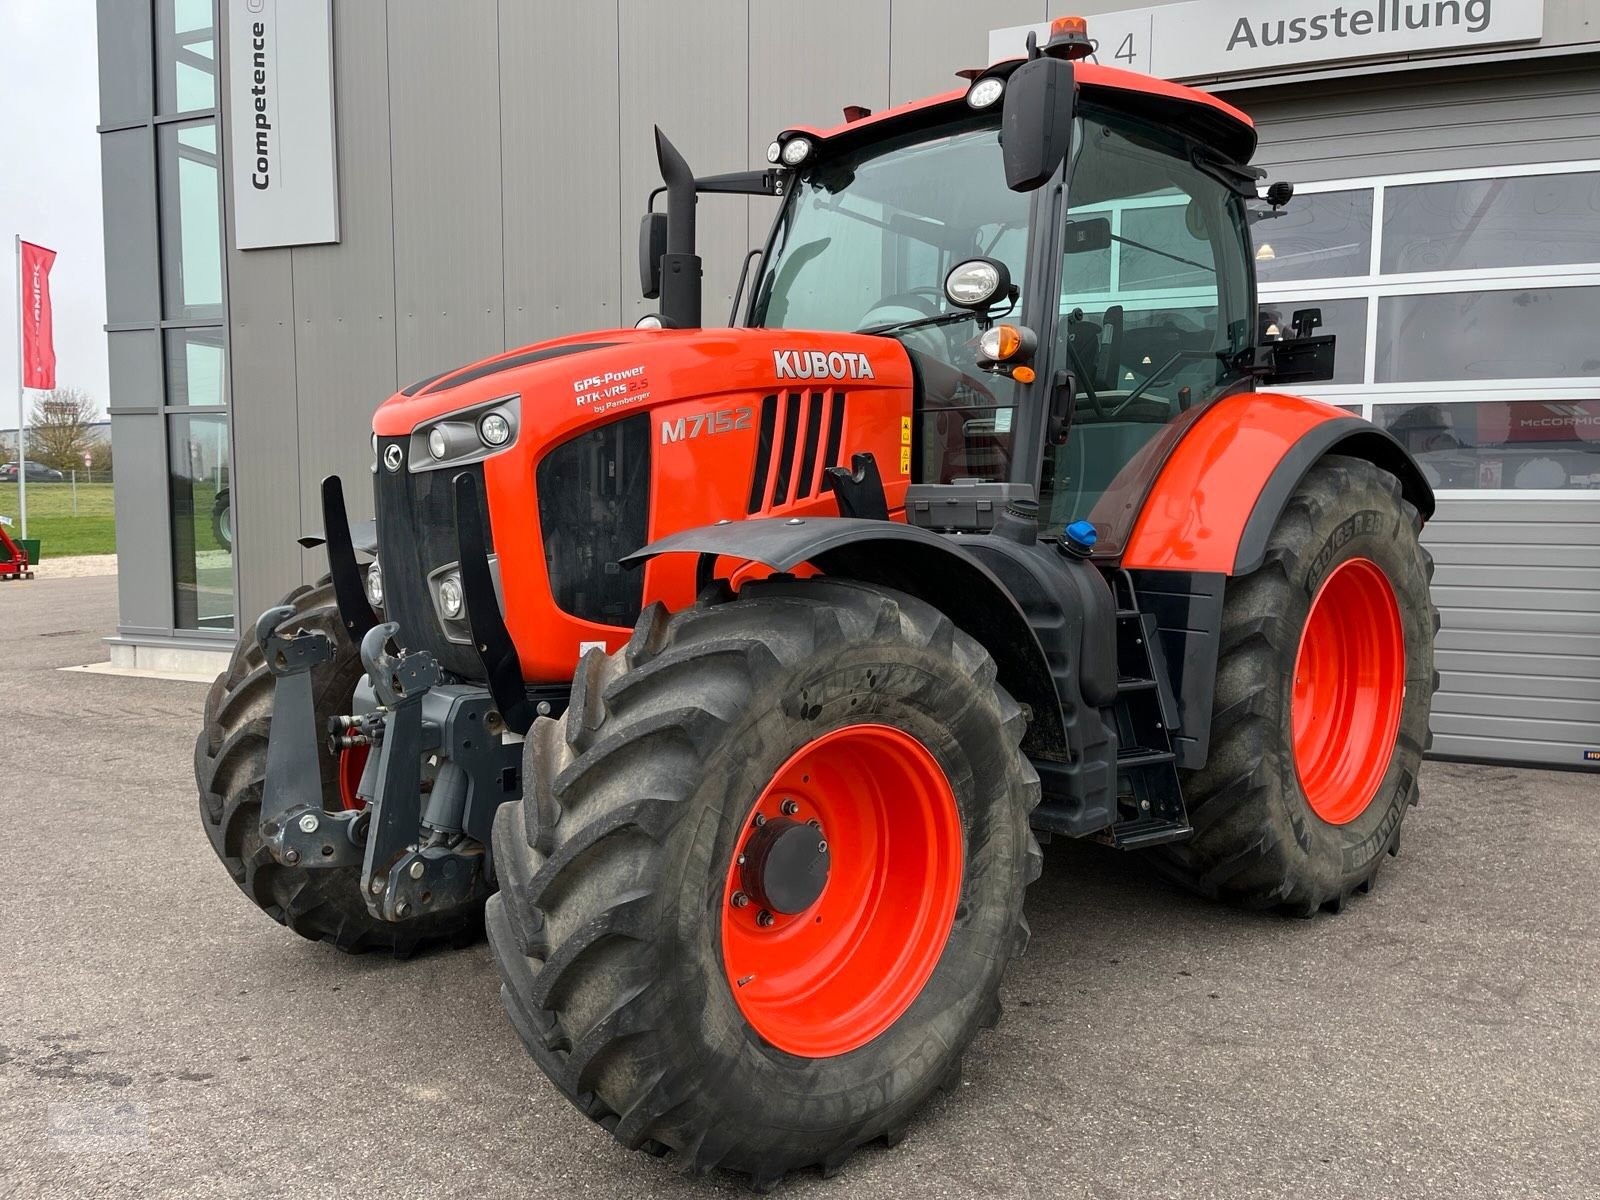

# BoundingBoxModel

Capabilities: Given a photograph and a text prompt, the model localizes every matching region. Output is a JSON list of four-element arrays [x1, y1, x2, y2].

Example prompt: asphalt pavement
[[1, 575, 1596, 1199]]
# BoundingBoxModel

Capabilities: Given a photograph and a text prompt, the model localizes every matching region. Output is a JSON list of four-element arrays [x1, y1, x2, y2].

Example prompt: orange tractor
[[196, 18, 1436, 1186]]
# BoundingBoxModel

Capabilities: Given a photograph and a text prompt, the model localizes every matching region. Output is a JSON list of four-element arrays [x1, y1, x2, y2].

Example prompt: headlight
[[427, 427, 449, 460], [438, 572, 464, 620], [781, 137, 812, 167], [967, 77, 1005, 109], [946, 259, 1004, 308], [365, 559, 384, 607], [479, 411, 512, 447]]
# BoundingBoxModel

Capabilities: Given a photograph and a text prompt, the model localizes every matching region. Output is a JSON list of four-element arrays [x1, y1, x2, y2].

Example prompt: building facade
[[95, 0, 1600, 770]]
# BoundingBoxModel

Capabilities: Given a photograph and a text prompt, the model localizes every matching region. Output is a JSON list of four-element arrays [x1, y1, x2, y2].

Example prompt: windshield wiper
[[855, 310, 984, 338]]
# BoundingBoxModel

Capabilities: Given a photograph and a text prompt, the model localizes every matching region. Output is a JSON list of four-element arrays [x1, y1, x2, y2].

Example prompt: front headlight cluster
[[407, 395, 521, 472]]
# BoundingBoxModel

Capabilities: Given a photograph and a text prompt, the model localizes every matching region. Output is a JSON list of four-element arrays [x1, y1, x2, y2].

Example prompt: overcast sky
[[1, 0, 110, 422]]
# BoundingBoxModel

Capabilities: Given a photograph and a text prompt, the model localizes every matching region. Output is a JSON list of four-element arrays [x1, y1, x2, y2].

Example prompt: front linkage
[[251, 477, 523, 926]]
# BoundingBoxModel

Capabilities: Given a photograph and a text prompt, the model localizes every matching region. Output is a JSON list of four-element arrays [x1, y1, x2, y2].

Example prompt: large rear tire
[[1157, 456, 1438, 915], [487, 577, 1041, 1186], [194, 580, 482, 953]]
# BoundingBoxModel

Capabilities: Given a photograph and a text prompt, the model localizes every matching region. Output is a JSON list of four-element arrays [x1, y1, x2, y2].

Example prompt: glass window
[[164, 328, 226, 406], [1252, 189, 1373, 284], [1376, 399, 1600, 491], [169, 412, 233, 630], [156, 0, 218, 114], [752, 117, 1031, 485], [1376, 286, 1600, 384], [1382, 172, 1600, 274], [1258, 296, 1368, 385], [159, 120, 223, 319]]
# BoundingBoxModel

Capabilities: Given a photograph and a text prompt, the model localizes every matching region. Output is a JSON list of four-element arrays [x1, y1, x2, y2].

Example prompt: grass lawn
[[0, 481, 118, 557]]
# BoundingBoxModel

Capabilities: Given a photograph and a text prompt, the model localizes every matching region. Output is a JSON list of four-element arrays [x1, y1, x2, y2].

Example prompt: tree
[[26, 388, 100, 473]]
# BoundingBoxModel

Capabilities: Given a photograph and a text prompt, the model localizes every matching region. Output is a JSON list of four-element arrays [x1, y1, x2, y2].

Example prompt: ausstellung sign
[[990, 0, 1543, 80], [227, 0, 339, 249]]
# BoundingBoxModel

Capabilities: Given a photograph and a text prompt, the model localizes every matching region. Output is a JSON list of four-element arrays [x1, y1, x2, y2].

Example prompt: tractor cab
[[740, 18, 1327, 550]]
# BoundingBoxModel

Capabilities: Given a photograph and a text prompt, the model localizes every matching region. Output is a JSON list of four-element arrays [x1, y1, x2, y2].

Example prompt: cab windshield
[[750, 116, 1029, 486]]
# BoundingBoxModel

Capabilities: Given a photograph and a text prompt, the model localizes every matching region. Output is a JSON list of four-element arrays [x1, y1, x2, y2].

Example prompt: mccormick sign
[[227, 0, 339, 249], [991, 0, 1544, 80]]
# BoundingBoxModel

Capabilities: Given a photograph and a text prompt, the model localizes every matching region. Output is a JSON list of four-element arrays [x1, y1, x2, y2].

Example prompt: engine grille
[[372, 445, 490, 678], [747, 390, 846, 514]]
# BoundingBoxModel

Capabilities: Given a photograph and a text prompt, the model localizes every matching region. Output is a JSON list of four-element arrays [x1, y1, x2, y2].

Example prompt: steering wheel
[[875, 288, 945, 317]]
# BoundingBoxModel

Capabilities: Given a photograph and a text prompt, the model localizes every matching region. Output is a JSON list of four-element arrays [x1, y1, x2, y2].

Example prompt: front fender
[[624, 518, 1068, 757]]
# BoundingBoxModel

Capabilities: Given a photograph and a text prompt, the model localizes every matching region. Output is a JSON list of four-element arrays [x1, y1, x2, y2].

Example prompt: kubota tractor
[[196, 18, 1437, 1186]]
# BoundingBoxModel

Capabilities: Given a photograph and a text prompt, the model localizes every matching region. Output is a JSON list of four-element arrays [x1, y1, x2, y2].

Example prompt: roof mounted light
[[766, 140, 782, 164], [966, 76, 1005, 109], [780, 136, 813, 167], [1045, 15, 1096, 61]]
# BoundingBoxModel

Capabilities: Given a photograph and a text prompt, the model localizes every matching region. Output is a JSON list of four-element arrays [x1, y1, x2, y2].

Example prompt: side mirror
[[1001, 57, 1076, 192], [638, 212, 668, 300]]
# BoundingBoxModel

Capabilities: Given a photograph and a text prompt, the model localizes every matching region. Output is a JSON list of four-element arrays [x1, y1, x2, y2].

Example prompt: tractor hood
[[372, 328, 908, 443]]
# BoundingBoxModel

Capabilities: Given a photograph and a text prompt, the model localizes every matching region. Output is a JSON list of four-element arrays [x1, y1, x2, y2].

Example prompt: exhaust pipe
[[655, 127, 703, 329]]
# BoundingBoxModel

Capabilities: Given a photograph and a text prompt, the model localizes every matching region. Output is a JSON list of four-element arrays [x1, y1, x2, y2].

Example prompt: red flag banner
[[20, 240, 57, 390]]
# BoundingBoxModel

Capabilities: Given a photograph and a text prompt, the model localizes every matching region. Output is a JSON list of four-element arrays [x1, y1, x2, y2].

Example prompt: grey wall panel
[[1423, 497, 1600, 769], [894, 0, 1044, 103], [500, 2, 624, 344], [387, 0, 506, 383], [1245, 62, 1600, 181], [227, 246, 303, 620], [100, 130, 160, 324], [106, 331, 163, 410], [750, 0, 891, 166], [109, 414, 172, 634], [618, 0, 749, 327], [291, 1, 401, 540], [97, 0, 153, 125]]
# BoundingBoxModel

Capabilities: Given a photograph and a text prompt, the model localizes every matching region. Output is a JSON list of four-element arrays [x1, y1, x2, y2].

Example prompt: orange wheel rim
[[720, 724, 963, 1058], [1292, 558, 1405, 825], [336, 744, 370, 811]]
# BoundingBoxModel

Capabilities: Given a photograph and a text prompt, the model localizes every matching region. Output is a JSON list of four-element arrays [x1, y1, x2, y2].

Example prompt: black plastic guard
[[320, 475, 379, 646], [452, 472, 536, 735]]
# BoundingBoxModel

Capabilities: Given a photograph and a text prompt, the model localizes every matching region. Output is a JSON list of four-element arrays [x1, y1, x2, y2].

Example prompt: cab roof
[[784, 60, 1258, 166]]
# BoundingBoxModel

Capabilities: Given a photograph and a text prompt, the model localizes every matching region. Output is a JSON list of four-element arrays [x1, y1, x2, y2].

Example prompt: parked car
[[0, 462, 66, 483]]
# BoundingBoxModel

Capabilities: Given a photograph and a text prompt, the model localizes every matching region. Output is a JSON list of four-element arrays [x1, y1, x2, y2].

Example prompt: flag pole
[[14, 234, 27, 540]]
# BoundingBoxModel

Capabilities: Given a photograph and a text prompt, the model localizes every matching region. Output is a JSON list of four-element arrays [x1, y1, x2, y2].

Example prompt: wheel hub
[[739, 817, 830, 915], [720, 724, 964, 1058]]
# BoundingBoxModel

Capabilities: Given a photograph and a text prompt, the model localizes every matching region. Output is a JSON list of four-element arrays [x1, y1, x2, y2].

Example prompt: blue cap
[[1063, 521, 1099, 555]]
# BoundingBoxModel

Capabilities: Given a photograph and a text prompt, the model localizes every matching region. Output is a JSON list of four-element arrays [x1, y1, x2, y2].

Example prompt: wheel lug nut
[[731, 891, 750, 908], [737, 853, 746, 866], [756, 910, 774, 927], [753, 813, 766, 827], [808, 818, 821, 829], [780, 799, 798, 816], [818, 841, 828, 854]]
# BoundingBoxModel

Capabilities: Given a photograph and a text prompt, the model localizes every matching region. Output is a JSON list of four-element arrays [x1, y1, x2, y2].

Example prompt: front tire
[[487, 578, 1041, 1185], [1158, 456, 1438, 914]]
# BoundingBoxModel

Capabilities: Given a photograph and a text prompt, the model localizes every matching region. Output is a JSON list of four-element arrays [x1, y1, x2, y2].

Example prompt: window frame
[[1257, 158, 1600, 501]]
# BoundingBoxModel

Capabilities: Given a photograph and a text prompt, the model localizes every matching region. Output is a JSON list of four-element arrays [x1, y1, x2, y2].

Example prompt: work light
[[781, 137, 812, 166], [966, 77, 1005, 109], [364, 559, 383, 608]]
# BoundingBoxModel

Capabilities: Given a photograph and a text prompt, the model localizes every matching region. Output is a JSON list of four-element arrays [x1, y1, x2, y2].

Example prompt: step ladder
[[1099, 572, 1191, 850]]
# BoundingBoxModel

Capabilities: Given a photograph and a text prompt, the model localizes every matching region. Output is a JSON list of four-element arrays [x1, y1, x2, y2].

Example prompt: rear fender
[[1120, 392, 1434, 575], [623, 518, 1068, 757]]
